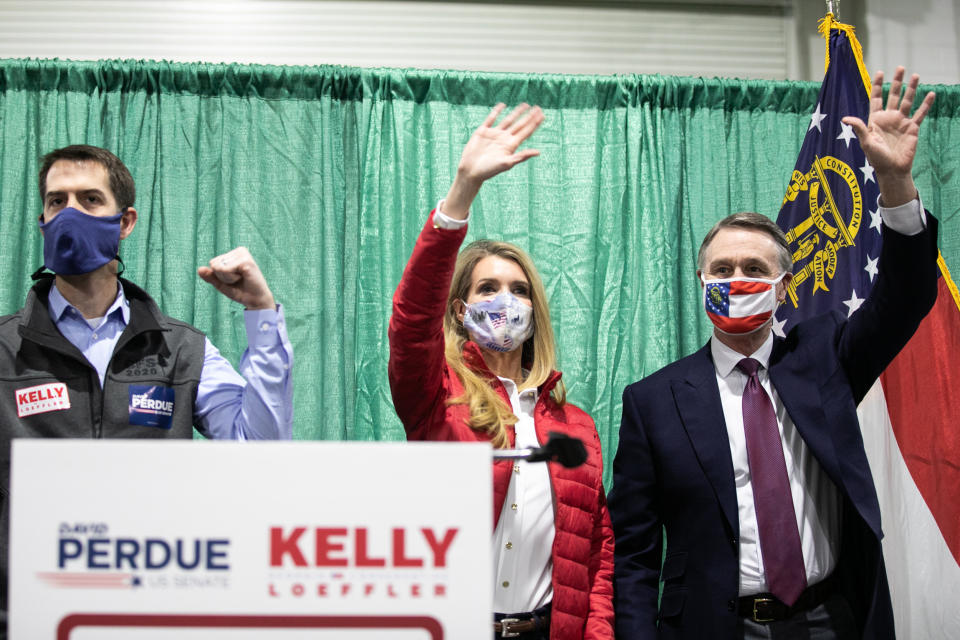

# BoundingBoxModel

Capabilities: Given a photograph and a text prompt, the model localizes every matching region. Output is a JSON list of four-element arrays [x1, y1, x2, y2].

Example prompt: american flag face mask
[[462, 292, 534, 353], [701, 273, 785, 335]]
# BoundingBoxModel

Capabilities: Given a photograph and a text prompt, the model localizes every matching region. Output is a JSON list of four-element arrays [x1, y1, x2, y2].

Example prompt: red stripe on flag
[[36, 572, 132, 588], [45, 582, 130, 588], [42, 576, 127, 581], [37, 572, 129, 579], [728, 280, 771, 295], [705, 311, 771, 333], [881, 276, 960, 564]]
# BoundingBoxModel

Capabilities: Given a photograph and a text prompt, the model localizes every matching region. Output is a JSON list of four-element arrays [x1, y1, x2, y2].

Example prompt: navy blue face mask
[[38, 207, 124, 275]]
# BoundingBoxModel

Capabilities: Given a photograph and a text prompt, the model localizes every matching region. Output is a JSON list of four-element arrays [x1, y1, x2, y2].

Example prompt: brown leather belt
[[737, 574, 836, 623], [493, 617, 539, 637], [492, 607, 550, 637]]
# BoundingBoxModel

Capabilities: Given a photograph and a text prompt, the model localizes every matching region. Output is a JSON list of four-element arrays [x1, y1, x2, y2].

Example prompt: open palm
[[843, 67, 935, 177], [458, 103, 544, 183]]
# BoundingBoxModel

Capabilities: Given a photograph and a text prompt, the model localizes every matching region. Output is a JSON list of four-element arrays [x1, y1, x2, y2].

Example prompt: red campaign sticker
[[15, 383, 71, 418]]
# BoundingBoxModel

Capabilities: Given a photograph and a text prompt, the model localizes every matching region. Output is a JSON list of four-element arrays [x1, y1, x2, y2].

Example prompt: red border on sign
[[57, 614, 444, 639]]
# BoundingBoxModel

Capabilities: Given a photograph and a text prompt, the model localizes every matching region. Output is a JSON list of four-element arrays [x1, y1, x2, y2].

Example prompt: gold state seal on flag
[[781, 154, 863, 307]]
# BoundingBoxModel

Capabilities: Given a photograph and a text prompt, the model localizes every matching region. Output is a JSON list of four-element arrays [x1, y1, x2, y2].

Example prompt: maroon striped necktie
[[737, 357, 807, 605]]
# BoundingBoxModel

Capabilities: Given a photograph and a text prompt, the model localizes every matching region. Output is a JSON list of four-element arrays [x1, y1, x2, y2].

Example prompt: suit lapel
[[671, 345, 739, 535]]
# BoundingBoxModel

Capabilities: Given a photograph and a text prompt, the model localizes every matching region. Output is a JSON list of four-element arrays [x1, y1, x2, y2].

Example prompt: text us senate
[[270, 526, 459, 568]]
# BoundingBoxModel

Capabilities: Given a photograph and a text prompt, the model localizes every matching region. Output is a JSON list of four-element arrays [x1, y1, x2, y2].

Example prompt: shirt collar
[[48, 280, 130, 326], [497, 371, 538, 400], [710, 331, 774, 378]]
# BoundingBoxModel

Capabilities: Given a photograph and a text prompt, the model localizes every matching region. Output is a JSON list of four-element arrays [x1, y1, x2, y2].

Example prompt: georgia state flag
[[704, 279, 776, 334], [774, 17, 960, 638]]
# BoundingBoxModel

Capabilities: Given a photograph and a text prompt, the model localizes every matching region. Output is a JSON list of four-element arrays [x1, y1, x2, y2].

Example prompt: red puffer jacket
[[388, 212, 615, 639]]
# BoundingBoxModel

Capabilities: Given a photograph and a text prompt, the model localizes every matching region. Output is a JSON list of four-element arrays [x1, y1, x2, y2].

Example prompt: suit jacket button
[[727, 599, 736, 612]]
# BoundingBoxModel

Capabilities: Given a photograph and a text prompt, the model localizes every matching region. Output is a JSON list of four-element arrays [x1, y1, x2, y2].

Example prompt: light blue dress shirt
[[47, 282, 293, 440]]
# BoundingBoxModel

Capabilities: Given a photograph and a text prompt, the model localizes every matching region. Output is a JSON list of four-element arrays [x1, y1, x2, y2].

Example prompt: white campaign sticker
[[15, 382, 71, 418]]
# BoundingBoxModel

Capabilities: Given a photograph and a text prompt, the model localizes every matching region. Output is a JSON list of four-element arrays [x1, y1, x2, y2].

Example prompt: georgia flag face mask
[[701, 273, 785, 335]]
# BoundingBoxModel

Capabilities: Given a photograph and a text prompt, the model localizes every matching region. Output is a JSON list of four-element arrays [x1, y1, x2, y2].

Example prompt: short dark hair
[[697, 212, 793, 273], [38, 145, 136, 211]]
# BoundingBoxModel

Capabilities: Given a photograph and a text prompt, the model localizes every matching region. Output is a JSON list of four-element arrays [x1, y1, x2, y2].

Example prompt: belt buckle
[[499, 617, 521, 637], [752, 597, 776, 623]]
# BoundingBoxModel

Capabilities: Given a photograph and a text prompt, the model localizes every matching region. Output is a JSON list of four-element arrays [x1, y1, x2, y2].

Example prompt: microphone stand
[[491, 432, 587, 469]]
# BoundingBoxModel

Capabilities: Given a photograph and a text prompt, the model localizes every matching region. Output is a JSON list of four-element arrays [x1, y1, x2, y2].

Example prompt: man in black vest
[[0, 145, 294, 634]]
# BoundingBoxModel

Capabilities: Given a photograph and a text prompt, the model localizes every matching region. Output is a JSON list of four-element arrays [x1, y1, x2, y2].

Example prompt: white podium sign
[[10, 440, 491, 639]]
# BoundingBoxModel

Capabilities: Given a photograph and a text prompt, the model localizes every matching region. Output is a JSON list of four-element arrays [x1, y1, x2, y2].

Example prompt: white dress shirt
[[492, 376, 555, 613]]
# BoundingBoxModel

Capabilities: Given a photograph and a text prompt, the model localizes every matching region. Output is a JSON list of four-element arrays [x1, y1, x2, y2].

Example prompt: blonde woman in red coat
[[388, 104, 615, 639]]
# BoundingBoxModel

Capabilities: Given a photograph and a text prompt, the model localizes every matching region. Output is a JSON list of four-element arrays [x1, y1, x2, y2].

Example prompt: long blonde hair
[[443, 240, 566, 448]]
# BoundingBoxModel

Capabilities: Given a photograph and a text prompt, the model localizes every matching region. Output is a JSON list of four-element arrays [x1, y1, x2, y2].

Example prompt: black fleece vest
[[0, 277, 205, 618]]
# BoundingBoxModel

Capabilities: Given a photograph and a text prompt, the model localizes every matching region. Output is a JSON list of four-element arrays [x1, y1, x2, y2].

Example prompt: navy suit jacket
[[609, 216, 939, 640]]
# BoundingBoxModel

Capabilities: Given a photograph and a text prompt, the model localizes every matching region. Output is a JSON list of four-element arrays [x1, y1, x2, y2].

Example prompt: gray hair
[[697, 212, 793, 273]]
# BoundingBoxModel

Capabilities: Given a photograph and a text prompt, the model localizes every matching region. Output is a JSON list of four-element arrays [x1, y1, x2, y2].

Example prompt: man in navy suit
[[609, 68, 938, 639]]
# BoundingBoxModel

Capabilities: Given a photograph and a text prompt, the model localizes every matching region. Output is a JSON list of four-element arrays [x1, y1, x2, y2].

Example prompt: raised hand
[[197, 246, 276, 310], [442, 103, 545, 219], [458, 103, 544, 182], [842, 67, 935, 207]]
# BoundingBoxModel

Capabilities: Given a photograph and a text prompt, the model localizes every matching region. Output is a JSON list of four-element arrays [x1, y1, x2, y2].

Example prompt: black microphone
[[491, 432, 587, 469]]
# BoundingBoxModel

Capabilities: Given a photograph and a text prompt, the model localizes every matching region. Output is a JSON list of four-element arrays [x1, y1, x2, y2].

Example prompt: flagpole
[[826, 0, 839, 18]]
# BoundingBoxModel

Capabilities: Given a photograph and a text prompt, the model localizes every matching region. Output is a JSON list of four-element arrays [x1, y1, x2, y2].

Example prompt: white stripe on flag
[[728, 290, 771, 318], [859, 381, 960, 639]]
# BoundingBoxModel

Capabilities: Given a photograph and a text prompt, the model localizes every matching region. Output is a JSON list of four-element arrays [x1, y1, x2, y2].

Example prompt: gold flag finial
[[816, 11, 871, 93]]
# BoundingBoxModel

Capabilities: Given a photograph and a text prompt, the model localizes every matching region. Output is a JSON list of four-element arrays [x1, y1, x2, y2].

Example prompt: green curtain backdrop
[[1, 59, 957, 486]]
